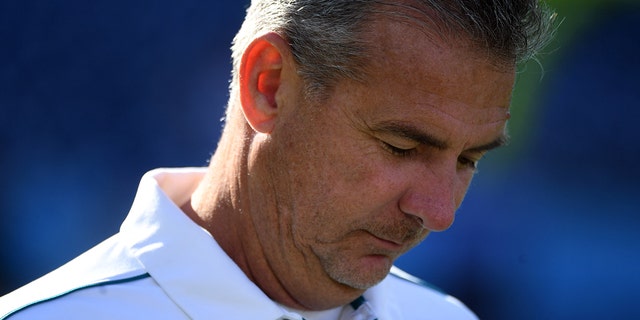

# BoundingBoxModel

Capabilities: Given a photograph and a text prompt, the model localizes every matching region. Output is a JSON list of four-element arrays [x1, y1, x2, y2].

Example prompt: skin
[[184, 14, 515, 311]]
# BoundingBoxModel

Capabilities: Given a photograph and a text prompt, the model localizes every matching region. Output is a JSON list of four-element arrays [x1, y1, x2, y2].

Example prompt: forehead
[[354, 13, 515, 121]]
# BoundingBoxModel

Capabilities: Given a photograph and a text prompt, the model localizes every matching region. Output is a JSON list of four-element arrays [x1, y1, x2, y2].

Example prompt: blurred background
[[1, 0, 638, 319]]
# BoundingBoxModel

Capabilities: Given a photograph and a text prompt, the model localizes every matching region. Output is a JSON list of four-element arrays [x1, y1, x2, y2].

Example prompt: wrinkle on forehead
[[411, 92, 512, 126]]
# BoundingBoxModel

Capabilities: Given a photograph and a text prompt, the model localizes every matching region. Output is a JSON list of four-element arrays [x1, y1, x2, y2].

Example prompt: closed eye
[[457, 154, 481, 171], [381, 141, 417, 157]]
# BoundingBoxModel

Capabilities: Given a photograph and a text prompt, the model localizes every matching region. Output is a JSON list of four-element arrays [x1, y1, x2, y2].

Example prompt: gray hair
[[230, 0, 556, 102]]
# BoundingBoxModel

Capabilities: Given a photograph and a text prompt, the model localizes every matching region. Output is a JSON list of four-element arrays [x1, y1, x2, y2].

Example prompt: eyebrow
[[466, 134, 510, 153], [373, 121, 510, 153]]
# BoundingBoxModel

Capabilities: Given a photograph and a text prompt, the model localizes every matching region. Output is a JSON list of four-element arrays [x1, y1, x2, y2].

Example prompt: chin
[[327, 255, 393, 290]]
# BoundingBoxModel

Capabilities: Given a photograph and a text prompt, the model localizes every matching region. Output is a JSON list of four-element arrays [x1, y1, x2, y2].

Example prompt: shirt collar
[[120, 168, 294, 320], [120, 168, 392, 320]]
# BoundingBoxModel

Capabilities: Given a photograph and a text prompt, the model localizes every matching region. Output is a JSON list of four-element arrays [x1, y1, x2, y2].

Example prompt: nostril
[[400, 203, 455, 232], [400, 207, 427, 230], [412, 215, 426, 229]]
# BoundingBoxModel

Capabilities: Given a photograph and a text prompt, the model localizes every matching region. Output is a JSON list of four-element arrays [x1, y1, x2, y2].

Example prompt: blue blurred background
[[1, 1, 638, 319]]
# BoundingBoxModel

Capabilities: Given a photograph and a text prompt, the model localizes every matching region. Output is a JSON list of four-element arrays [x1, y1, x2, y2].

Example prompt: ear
[[239, 32, 290, 133]]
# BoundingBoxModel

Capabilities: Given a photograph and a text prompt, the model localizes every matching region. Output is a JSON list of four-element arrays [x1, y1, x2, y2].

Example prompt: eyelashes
[[380, 140, 480, 171], [381, 141, 417, 157], [457, 156, 478, 170]]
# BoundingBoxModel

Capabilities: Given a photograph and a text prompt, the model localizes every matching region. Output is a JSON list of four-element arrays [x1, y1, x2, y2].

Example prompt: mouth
[[363, 224, 428, 256], [367, 231, 405, 252]]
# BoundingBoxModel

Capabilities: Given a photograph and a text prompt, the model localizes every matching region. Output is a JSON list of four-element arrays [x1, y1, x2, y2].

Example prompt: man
[[1, 0, 554, 319]]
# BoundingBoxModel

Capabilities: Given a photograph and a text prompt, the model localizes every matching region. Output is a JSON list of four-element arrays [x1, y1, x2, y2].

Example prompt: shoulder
[[0, 235, 184, 319], [374, 266, 478, 320]]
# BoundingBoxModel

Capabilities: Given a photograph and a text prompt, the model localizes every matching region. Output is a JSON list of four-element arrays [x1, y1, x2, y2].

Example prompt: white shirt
[[0, 168, 478, 320]]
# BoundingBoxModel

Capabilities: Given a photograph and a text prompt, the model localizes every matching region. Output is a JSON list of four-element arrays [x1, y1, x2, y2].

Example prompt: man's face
[[247, 16, 515, 307]]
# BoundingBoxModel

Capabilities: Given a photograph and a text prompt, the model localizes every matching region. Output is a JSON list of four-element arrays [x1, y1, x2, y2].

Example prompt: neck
[[187, 113, 253, 269], [184, 111, 315, 309], [184, 106, 363, 310]]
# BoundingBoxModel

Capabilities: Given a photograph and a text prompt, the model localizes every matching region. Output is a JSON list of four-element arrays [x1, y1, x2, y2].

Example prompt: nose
[[398, 165, 460, 232]]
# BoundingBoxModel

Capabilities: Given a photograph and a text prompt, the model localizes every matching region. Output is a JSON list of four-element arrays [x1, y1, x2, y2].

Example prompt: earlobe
[[239, 32, 289, 134]]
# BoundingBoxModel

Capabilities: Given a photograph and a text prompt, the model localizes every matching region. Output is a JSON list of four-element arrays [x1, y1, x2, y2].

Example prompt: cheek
[[273, 110, 398, 232], [291, 144, 388, 234], [321, 141, 389, 198]]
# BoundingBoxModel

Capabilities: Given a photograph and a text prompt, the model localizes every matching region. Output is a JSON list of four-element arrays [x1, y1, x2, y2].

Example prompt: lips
[[370, 232, 403, 247], [364, 231, 409, 255], [364, 220, 425, 252]]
